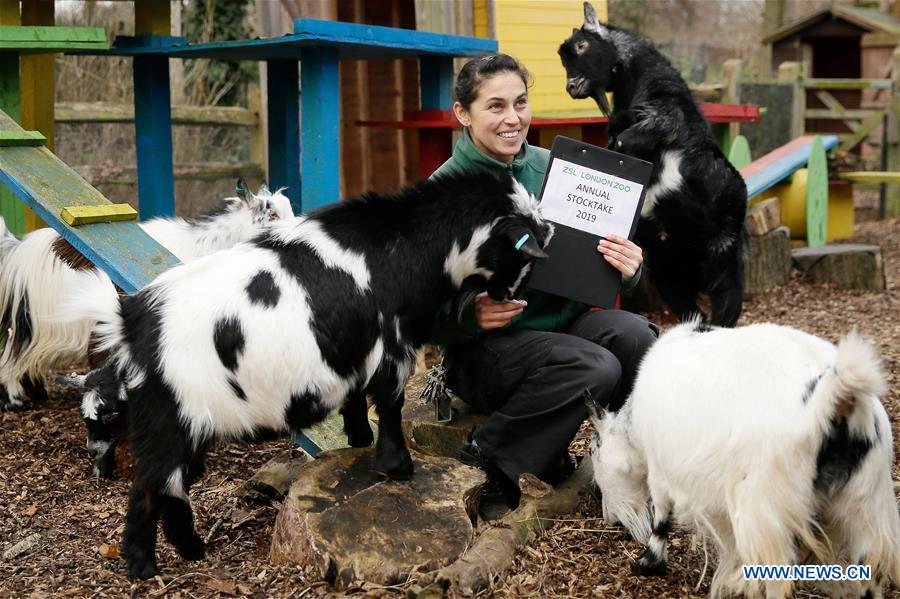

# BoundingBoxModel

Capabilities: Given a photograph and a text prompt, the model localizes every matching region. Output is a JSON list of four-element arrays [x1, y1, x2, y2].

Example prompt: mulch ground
[[1, 203, 898, 598]]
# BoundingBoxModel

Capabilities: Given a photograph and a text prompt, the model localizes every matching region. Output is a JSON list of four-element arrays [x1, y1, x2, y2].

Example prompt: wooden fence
[[55, 84, 265, 185]]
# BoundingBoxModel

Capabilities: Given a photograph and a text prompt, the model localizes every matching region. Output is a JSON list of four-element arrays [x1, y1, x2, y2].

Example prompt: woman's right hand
[[474, 292, 527, 330]]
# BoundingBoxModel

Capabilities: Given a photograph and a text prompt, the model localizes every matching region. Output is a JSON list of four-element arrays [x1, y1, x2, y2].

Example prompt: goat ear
[[57, 372, 87, 390], [257, 181, 271, 197], [583, 2, 609, 37], [235, 177, 252, 208], [509, 228, 548, 260]]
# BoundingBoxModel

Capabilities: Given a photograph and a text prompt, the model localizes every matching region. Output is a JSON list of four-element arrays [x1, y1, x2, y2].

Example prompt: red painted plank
[[738, 136, 817, 178]]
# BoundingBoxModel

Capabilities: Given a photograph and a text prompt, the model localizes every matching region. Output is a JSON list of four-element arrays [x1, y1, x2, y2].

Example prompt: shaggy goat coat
[[64, 170, 552, 580], [559, 2, 747, 326], [589, 321, 900, 599], [0, 186, 292, 410]]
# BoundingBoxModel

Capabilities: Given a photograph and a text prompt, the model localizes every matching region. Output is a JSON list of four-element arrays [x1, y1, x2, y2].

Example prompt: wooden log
[[744, 226, 792, 295], [792, 244, 886, 291], [745, 196, 781, 236], [232, 450, 308, 504]]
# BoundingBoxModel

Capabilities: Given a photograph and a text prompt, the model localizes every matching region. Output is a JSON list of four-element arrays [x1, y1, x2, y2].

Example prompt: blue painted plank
[[419, 56, 454, 111], [300, 47, 339, 213], [0, 111, 179, 292], [79, 20, 497, 61], [267, 59, 301, 214], [133, 55, 175, 218], [744, 135, 838, 199]]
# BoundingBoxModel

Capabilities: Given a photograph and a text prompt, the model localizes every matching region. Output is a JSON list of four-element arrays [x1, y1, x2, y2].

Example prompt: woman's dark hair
[[453, 53, 531, 110]]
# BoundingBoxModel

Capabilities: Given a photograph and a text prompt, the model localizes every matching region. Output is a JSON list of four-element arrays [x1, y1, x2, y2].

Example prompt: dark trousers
[[446, 310, 658, 483]]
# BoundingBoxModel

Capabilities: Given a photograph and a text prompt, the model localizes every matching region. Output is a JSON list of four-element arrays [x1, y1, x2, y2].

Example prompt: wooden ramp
[[0, 108, 342, 456], [0, 109, 178, 292]]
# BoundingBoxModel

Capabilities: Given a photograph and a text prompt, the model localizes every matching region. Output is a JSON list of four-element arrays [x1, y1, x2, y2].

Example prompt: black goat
[[559, 2, 747, 326]]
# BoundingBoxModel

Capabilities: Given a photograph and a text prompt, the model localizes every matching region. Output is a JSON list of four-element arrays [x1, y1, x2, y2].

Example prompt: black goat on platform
[[559, 2, 747, 326]]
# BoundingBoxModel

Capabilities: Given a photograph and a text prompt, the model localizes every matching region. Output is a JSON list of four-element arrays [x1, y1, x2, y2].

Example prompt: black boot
[[459, 436, 521, 521]]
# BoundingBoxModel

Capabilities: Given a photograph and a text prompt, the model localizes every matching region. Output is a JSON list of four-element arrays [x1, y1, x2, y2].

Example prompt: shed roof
[[763, 4, 900, 43]]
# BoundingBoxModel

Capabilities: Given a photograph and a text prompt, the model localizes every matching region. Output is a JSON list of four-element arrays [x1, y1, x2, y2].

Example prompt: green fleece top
[[430, 129, 641, 348]]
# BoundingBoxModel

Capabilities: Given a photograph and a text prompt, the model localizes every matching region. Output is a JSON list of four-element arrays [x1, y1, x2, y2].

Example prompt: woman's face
[[454, 71, 532, 164]]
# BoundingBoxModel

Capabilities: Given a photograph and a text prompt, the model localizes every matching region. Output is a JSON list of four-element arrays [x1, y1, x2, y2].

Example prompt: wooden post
[[0, 0, 24, 234], [778, 61, 805, 140], [20, 0, 54, 231], [300, 48, 339, 213], [248, 83, 265, 186], [886, 47, 900, 218], [267, 59, 301, 212], [722, 58, 742, 148], [133, 0, 175, 218]]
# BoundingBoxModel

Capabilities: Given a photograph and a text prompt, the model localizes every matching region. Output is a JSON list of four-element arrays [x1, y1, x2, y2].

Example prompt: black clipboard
[[527, 136, 653, 308]]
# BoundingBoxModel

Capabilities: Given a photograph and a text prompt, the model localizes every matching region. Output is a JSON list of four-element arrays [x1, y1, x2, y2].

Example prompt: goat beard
[[590, 88, 612, 116]]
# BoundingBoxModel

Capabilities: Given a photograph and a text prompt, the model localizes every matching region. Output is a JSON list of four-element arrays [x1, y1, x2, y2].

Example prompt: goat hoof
[[379, 452, 414, 480], [346, 426, 374, 448], [126, 558, 160, 581], [631, 549, 667, 577], [177, 535, 206, 561]]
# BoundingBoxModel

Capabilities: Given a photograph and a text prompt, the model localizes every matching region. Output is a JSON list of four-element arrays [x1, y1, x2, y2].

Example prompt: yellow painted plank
[[61, 204, 139, 226], [838, 171, 900, 184], [0, 0, 19, 26]]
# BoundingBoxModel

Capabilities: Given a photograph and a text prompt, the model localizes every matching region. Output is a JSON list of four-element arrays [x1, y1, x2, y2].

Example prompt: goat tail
[[808, 330, 887, 435], [55, 268, 124, 355]]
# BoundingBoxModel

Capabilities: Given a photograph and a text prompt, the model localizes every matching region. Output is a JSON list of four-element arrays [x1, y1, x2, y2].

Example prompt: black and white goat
[[64, 170, 553, 579], [588, 321, 900, 598], [559, 2, 747, 326], [0, 183, 292, 410]]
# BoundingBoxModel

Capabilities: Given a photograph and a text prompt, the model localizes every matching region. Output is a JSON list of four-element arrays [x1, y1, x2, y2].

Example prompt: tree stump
[[402, 371, 487, 458], [744, 226, 792, 295], [792, 244, 886, 291], [269, 448, 484, 588]]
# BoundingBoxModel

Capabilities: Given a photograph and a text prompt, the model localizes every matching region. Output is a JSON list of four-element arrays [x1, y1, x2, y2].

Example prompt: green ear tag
[[515, 233, 530, 250]]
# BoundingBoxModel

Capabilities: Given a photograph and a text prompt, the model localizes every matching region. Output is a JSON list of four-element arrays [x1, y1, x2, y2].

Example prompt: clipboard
[[527, 136, 653, 308]]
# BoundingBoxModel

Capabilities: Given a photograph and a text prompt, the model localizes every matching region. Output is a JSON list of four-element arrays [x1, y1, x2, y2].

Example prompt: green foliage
[[182, 0, 257, 105]]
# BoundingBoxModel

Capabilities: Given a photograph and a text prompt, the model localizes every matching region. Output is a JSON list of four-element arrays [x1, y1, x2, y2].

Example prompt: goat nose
[[566, 80, 577, 94]]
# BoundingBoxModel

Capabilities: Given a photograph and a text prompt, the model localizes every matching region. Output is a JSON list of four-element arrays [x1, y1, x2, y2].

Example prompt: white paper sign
[[539, 157, 644, 238]]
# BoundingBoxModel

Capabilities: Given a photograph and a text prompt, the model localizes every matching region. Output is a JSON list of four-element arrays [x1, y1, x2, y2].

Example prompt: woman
[[431, 53, 658, 520]]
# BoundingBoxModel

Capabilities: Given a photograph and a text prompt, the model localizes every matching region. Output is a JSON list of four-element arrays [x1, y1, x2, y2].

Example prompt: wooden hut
[[764, 5, 899, 136]]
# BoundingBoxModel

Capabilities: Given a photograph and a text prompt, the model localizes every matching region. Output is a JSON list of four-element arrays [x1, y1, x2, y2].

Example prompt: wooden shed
[[764, 4, 899, 135]]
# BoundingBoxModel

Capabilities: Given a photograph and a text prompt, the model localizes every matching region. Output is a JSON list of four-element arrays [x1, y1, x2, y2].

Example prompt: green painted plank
[[0, 26, 108, 52], [728, 134, 752, 170], [0, 109, 179, 291], [0, 50, 24, 235], [806, 136, 829, 248], [0, 130, 46, 146]]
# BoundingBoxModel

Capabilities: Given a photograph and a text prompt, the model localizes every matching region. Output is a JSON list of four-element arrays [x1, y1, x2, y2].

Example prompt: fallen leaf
[[98, 543, 120, 559]]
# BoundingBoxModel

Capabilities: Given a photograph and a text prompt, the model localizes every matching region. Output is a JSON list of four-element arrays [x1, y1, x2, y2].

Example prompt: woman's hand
[[597, 234, 643, 279], [474, 292, 526, 330]]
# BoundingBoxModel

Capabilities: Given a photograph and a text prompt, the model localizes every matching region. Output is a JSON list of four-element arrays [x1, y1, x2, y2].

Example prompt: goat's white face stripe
[[81, 390, 101, 420], [643, 150, 683, 217], [443, 224, 493, 287], [275, 219, 371, 292]]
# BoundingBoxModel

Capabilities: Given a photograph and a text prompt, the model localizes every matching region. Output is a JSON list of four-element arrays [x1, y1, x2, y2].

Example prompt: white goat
[[589, 320, 900, 599], [0, 183, 292, 409]]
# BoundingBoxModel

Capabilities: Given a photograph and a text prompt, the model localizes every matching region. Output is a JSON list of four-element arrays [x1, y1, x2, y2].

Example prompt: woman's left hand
[[597, 234, 643, 279]]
